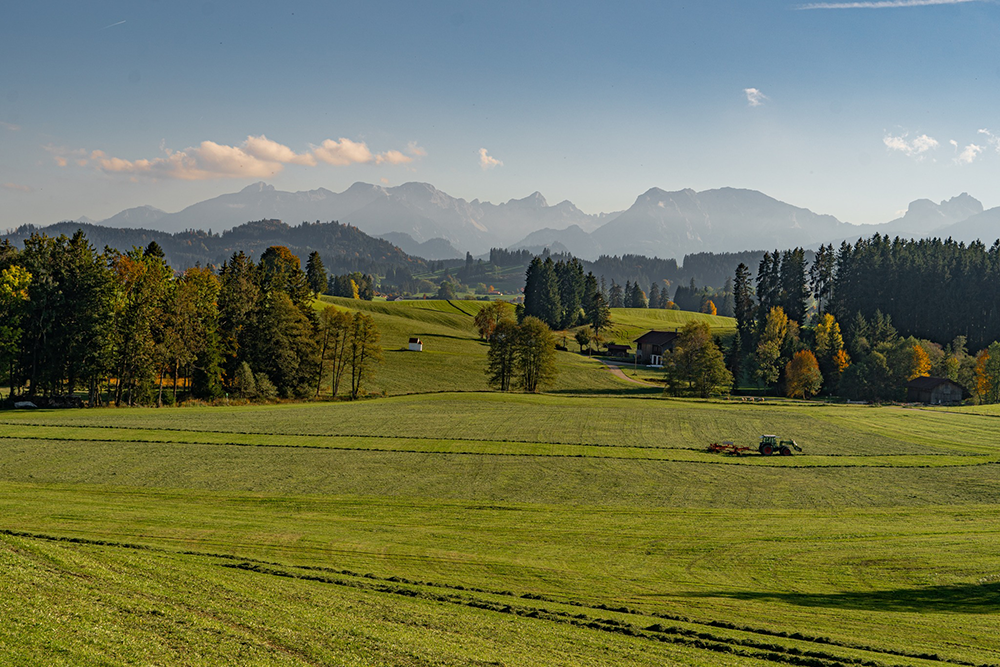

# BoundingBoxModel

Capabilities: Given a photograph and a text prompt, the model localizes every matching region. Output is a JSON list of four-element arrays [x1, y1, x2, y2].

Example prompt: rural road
[[598, 360, 661, 387]]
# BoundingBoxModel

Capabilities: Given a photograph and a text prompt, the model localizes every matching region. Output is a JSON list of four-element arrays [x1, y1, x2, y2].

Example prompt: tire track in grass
[[1, 529, 990, 667]]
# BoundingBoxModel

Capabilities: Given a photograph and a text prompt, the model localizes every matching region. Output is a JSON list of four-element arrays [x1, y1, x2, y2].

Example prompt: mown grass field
[[2, 300, 998, 665]]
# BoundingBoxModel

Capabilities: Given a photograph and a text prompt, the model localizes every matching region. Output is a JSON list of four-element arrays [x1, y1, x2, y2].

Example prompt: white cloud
[[99, 140, 283, 180], [1, 121, 19, 132], [744, 88, 767, 107], [978, 128, 1000, 152], [311, 138, 374, 166], [883, 133, 938, 158], [81, 135, 421, 180], [479, 148, 502, 170], [244, 134, 316, 166], [797, 0, 980, 9], [2, 182, 32, 193], [955, 143, 982, 164], [375, 150, 413, 165]]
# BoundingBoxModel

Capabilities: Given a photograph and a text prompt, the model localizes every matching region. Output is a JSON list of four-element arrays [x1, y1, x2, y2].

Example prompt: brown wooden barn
[[605, 343, 631, 358], [906, 376, 965, 405]]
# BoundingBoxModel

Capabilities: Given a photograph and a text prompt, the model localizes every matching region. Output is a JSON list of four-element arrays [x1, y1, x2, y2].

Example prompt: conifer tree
[[648, 282, 661, 310], [306, 251, 327, 296]]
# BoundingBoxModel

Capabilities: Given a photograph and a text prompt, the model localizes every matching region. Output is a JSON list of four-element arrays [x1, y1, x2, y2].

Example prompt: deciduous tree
[[347, 312, 383, 399], [485, 319, 519, 391], [785, 349, 822, 399], [516, 316, 557, 392], [755, 306, 789, 388], [663, 321, 733, 397], [474, 300, 514, 341]]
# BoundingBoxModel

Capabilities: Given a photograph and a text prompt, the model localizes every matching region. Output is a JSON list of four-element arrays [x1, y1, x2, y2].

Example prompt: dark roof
[[606, 343, 631, 350], [906, 376, 960, 390], [409, 337, 421, 343], [633, 330, 679, 346]]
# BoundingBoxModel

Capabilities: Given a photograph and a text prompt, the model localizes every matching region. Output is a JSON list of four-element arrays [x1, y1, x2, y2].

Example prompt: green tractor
[[758, 434, 802, 457]]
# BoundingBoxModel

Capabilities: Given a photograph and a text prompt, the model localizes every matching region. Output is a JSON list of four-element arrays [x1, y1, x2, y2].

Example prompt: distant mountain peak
[[240, 181, 275, 194], [344, 181, 382, 193], [506, 191, 549, 208], [394, 181, 439, 195]]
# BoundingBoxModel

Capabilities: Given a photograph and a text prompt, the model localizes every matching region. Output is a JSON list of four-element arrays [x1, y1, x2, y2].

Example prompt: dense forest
[[0, 233, 382, 405], [1, 219, 424, 277], [727, 236, 1000, 402]]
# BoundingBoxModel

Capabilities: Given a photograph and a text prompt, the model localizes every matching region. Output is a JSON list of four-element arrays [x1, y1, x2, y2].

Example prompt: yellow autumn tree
[[833, 348, 851, 374], [701, 299, 717, 316], [813, 313, 844, 360], [785, 349, 823, 399], [908, 344, 931, 381]]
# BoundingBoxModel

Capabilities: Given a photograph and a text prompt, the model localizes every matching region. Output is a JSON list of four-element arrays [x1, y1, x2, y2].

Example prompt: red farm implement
[[706, 440, 754, 456]]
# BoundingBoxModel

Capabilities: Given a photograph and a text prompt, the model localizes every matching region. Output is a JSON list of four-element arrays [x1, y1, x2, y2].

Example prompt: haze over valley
[[31, 181, 999, 262]]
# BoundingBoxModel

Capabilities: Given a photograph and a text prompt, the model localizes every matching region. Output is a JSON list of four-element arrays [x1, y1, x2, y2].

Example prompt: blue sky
[[2, 0, 999, 227]]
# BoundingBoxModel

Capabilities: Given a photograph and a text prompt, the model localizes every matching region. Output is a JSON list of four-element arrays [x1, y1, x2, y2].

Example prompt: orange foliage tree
[[785, 349, 822, 399]]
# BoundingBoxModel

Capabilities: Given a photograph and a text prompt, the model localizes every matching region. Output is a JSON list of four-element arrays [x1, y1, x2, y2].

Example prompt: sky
[[3, 0, 1000, 228]]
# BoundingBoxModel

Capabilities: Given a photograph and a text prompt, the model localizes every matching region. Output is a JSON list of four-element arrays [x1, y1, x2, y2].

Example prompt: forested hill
[[1, 219, 426, 275]]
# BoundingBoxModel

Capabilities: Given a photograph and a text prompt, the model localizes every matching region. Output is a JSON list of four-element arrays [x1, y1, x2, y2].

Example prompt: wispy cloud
[[61, 135, 424, 180], [955, 143, 982, 164], [796, 0, 980, 9], [2, 182, 32, 193], [883, 133, 939, 158], [978, 128, 1000, 152], [1, 121, 19, 132], [407, 141, 427, 158], [479, 148, 502, 170], [100, 19, 126, 30], [744, 88, 767, 107], [44, 144, 88, 167]]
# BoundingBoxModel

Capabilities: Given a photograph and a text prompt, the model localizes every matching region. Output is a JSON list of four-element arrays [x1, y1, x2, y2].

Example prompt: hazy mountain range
[[55, 182, 1000, 261]]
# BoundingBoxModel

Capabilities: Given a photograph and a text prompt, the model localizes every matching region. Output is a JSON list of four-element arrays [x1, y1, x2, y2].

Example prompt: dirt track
[[598, 360, 661, 387]]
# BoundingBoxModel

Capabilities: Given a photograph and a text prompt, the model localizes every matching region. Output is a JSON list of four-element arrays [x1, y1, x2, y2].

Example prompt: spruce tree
[[306, 251, 327, 296]]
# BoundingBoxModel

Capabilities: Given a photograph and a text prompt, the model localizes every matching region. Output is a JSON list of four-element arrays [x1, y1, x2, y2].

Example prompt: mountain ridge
[[40, 182, 995, 260]]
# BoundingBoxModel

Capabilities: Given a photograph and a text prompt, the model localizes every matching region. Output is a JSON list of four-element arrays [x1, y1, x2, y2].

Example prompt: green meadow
[[2, 300, 999, 665]]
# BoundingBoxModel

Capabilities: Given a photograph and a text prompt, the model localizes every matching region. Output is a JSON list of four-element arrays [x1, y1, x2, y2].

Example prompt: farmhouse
[[408, 337, 423, 352], [633, 330, 678, 365], [906, 376, 965, 405], [605, 343, 631, 358]]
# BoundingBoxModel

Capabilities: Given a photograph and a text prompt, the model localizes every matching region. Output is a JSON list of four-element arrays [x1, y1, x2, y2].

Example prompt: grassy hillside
[[1, 394, 1000, 664], [312, 297, 733, 396], [603, 307, 736, 346]]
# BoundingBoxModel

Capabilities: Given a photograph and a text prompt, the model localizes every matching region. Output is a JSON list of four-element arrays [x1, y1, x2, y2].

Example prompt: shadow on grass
[[407, 333, 478, 342], [685, 582, 1000, 614], [545, 387, 663, 396]]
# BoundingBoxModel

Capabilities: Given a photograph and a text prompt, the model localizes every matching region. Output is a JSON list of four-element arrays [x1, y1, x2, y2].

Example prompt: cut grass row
[[7, 392, 1000, 457], [0, 429, 996, 468]]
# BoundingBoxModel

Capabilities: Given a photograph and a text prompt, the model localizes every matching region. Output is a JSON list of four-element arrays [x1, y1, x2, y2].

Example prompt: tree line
[[0, 233, 382, 405], [729, 236, 1000, 402]]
